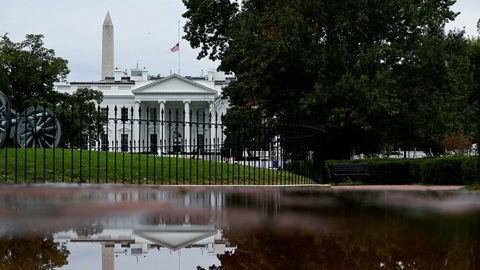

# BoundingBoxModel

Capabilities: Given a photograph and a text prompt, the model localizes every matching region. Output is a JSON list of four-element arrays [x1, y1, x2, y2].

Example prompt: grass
[[0, 148, 315, 185]]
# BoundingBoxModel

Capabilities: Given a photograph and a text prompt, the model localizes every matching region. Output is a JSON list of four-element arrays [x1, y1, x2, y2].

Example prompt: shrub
[[461, 158, 480, 184], [326, 156, 479, 185], [419, 157, 465, 185], [366, 160, 413, 184]]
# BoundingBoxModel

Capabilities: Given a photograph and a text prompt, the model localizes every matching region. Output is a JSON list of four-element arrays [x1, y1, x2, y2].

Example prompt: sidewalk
[[331, 185, 464, 191]]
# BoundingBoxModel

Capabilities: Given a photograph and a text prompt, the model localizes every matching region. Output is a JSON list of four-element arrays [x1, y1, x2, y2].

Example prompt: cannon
[[0, 91, 61, 148]]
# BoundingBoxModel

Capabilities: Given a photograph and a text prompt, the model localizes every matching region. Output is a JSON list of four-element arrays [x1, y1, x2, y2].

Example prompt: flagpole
[[178, 20, 181, 75]]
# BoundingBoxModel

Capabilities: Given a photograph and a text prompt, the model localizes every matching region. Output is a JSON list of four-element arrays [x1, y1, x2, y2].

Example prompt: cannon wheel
[[0, 91, 11, 148], [16, 106, 61, 148]]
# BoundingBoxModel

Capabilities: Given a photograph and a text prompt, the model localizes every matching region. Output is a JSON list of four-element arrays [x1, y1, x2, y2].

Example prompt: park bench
[[331, 164, 369, 177]]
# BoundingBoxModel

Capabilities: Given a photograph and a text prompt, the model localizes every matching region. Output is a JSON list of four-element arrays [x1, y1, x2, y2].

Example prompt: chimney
[[207, 70, 214, 81]]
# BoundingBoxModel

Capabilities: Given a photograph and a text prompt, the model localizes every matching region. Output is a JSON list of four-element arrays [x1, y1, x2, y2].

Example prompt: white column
[[141, 103, 147, 151], [209, 101, 216, 153], [133, 101, 140, 152], [184, 101, 191, 152], [158, 101, 165, 152]]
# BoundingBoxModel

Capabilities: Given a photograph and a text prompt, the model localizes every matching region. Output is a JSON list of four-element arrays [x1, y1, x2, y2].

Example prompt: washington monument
[[102, 12, 114, 80]]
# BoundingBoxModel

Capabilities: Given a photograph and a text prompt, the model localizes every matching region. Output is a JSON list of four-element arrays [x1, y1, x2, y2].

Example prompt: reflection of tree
[[216, 225, 480, 270], [0, 221, 102, 270], [0, 234, 69, 270], [72, 222, 104, 237], [197, 266, 222, 270]]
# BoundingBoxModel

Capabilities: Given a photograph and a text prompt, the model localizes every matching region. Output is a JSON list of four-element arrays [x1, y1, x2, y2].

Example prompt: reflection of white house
[[53, 191, 231, 269], [54, 13, 232, 153], [55, 216, 234, 270]]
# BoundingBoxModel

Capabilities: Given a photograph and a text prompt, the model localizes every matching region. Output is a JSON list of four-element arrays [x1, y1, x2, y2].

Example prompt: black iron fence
[[0, 103, 325, 185]]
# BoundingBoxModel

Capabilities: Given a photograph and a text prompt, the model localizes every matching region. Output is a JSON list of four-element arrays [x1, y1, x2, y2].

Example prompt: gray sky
[[0, 0, 218, 81], [0, 0, 478, 82]]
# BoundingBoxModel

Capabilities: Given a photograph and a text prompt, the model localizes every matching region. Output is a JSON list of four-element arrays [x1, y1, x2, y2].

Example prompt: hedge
[[326, 156, 480, 185]]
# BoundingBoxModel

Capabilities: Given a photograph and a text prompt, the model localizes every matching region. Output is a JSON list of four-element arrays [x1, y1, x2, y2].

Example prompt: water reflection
[[55, 219, 232, 270], [0, 187, 479, 269], [0, 233, 69, 270]]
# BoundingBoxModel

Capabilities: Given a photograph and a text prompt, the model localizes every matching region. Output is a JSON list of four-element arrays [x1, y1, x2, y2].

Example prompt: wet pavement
[[0, 185, 479, 269]]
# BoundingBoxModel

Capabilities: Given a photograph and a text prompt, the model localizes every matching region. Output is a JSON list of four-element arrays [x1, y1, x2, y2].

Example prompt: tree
[[216, 224, 480, 269], [440, 129, 474, 155], [222, 107, 265, 159], [182, 0, 471, 159], [468, 37, 480, 150], [0, 34, 69, 110], [57, 88, 105, 148], [0, 234, 69, 270]]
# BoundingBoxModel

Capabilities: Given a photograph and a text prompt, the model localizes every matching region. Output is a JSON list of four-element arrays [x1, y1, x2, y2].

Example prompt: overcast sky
[[0, 0, 478, 82]]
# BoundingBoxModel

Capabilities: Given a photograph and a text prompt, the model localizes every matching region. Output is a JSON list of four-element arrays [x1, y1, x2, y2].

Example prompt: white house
[[54, 13, 232, 154]]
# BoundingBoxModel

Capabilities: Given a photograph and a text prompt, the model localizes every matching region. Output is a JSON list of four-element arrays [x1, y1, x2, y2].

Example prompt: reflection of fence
[[0, 105, 325, 185]]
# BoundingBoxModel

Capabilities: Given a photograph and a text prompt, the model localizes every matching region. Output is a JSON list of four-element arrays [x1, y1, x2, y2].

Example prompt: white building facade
[[55, 71, 231, 153], [54, 13, 232, 154]]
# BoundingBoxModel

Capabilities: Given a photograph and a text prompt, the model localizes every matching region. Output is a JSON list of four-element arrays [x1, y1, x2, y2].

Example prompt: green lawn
[[0, 148, 314, 185]]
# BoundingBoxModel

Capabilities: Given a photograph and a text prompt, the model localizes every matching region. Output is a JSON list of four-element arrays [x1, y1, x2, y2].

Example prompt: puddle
[[0, 186, 479, 269]]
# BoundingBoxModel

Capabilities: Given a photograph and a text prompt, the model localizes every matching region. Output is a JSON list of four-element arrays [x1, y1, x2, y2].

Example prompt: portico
[[130, 74, 218, 154], [133, 99, 215, 153]]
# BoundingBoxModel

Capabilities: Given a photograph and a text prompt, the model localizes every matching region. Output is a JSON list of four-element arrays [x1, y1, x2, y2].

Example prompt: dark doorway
[[150, 134, 158, 154], [121, 134, 128, 152], [173, 131, 182, 153], [101, 133, 108, 151], [197, 134, 205, 154]]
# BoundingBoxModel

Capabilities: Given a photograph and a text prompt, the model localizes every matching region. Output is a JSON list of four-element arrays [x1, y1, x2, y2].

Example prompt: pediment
[[133, 225, 217, 251], [132, 74, 217, 94]]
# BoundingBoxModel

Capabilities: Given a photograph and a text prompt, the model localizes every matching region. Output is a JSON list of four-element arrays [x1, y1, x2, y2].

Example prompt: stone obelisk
[[102, 12, 114, 80]]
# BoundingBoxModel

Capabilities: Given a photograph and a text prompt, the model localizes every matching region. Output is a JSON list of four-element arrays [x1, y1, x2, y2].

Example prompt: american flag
[[170, 42, 180, 52]]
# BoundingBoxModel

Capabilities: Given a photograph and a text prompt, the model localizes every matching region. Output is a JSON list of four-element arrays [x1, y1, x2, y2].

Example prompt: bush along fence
[[0, 98, 325, 185], [327, 156, 480, 185]]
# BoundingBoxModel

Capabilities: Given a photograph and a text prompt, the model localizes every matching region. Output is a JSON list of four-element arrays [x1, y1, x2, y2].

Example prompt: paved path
[[331, 185, 465, 191], [0, 183, 467, 192]]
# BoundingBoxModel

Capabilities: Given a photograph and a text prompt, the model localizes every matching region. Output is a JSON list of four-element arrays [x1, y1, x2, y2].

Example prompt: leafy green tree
[[57, 88, 105, 148], [0, 34, 69, 110], [222, 107, 265, 159], [468, 37, 480, 150], [182, 0, 472, 159], [465, 36, 480, 183]]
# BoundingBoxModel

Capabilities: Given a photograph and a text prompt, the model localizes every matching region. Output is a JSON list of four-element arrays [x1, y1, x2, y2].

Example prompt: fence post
[[146, 106, 150, 184]]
